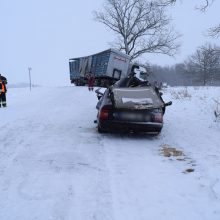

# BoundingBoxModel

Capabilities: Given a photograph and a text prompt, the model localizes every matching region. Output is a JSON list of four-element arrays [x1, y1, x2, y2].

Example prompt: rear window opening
[[112, 87, 164, 109]]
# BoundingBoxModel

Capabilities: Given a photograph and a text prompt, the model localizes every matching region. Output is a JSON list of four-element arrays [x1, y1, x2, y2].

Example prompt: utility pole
[[28, 67, 32, 91]]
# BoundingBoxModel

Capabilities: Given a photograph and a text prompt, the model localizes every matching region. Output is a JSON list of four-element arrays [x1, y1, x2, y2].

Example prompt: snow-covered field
[[0, 86, 220, 220]]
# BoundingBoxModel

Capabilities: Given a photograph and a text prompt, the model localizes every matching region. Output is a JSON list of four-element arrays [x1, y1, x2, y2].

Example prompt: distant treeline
[[148, 64, 220, 86], [147, 43, 220, 86]]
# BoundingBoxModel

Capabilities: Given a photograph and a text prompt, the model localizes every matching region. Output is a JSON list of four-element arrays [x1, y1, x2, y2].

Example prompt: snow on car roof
[[112, 87, 164, 109]]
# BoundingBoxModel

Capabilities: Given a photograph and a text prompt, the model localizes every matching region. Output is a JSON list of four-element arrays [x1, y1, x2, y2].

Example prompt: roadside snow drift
[[0, 86, 220, 220]]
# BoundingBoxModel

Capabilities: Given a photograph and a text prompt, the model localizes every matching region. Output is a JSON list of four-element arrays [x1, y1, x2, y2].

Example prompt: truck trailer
[[69, 49, 131, 87]]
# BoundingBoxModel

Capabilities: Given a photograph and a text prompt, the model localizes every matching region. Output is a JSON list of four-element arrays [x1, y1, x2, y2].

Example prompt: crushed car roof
[[112, 87, 164, 109]]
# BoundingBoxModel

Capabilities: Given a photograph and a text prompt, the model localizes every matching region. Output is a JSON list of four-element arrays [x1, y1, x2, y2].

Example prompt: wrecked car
[[95, 66, 172, 134]]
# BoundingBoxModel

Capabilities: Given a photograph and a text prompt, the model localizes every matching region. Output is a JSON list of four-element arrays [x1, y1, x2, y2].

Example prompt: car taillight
[[153, 114, 163, 123], [99, 107, 109, 120]]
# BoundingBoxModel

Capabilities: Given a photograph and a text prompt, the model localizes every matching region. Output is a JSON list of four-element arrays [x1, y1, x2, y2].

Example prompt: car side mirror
[[97, 94, 103, 100], [164, 101, 172, 106]]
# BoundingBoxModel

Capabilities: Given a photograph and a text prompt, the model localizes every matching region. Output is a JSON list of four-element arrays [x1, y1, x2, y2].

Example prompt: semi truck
[[69, 49, 131, 87]]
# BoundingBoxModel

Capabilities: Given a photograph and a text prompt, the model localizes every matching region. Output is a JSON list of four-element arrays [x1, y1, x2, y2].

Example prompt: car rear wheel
[[97, 124, 106, 133]]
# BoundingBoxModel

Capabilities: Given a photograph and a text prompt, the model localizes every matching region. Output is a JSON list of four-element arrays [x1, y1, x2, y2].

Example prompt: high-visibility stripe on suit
[[0, 81, 7, 107]]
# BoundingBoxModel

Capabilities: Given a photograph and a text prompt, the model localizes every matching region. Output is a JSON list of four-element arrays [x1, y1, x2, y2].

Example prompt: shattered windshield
[[112, 87, 164, 109]]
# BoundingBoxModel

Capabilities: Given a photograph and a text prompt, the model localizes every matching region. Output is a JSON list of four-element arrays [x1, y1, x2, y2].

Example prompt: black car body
[[95, 74, 172, 134]]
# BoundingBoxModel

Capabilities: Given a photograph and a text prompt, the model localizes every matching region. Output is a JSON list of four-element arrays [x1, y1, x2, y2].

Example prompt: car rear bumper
[[98, 120, 163, 133]]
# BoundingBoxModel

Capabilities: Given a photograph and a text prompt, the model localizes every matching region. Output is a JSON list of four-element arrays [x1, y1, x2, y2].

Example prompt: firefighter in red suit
[[87, 72, 95, 91]]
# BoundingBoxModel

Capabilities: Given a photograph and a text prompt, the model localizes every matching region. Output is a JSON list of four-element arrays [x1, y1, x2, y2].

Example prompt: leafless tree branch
[[195, 0, 213, 12], [169, 0, 214, 11], [207, 24, 220, 38], [171, 0, 219, 37]]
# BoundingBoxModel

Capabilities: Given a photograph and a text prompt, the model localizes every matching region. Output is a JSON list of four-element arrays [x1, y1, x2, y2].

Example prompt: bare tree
[[186, 43, 220, 85], [94, 0, 180, 60]]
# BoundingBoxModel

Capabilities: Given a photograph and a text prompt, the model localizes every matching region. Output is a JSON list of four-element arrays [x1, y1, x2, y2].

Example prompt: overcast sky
[[0, 0, 220, 86]]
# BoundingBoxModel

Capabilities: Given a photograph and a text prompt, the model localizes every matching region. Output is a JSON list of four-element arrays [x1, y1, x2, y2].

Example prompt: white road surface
[[0, 86, 220, 220]]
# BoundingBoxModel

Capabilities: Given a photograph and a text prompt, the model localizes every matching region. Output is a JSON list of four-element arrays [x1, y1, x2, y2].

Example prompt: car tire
[[98, 125, 105, 133]]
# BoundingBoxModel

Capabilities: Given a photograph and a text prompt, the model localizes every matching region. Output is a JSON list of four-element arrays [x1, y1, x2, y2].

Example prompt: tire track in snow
[[65, 130, 116, 220]]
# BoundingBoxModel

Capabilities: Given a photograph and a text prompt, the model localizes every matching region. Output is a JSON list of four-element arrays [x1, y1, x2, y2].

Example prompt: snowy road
[[0, 86, 220, 220]]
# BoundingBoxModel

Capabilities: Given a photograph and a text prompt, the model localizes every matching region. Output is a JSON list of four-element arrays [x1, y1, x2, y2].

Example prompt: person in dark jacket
[[0, 77, 7, 107]]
